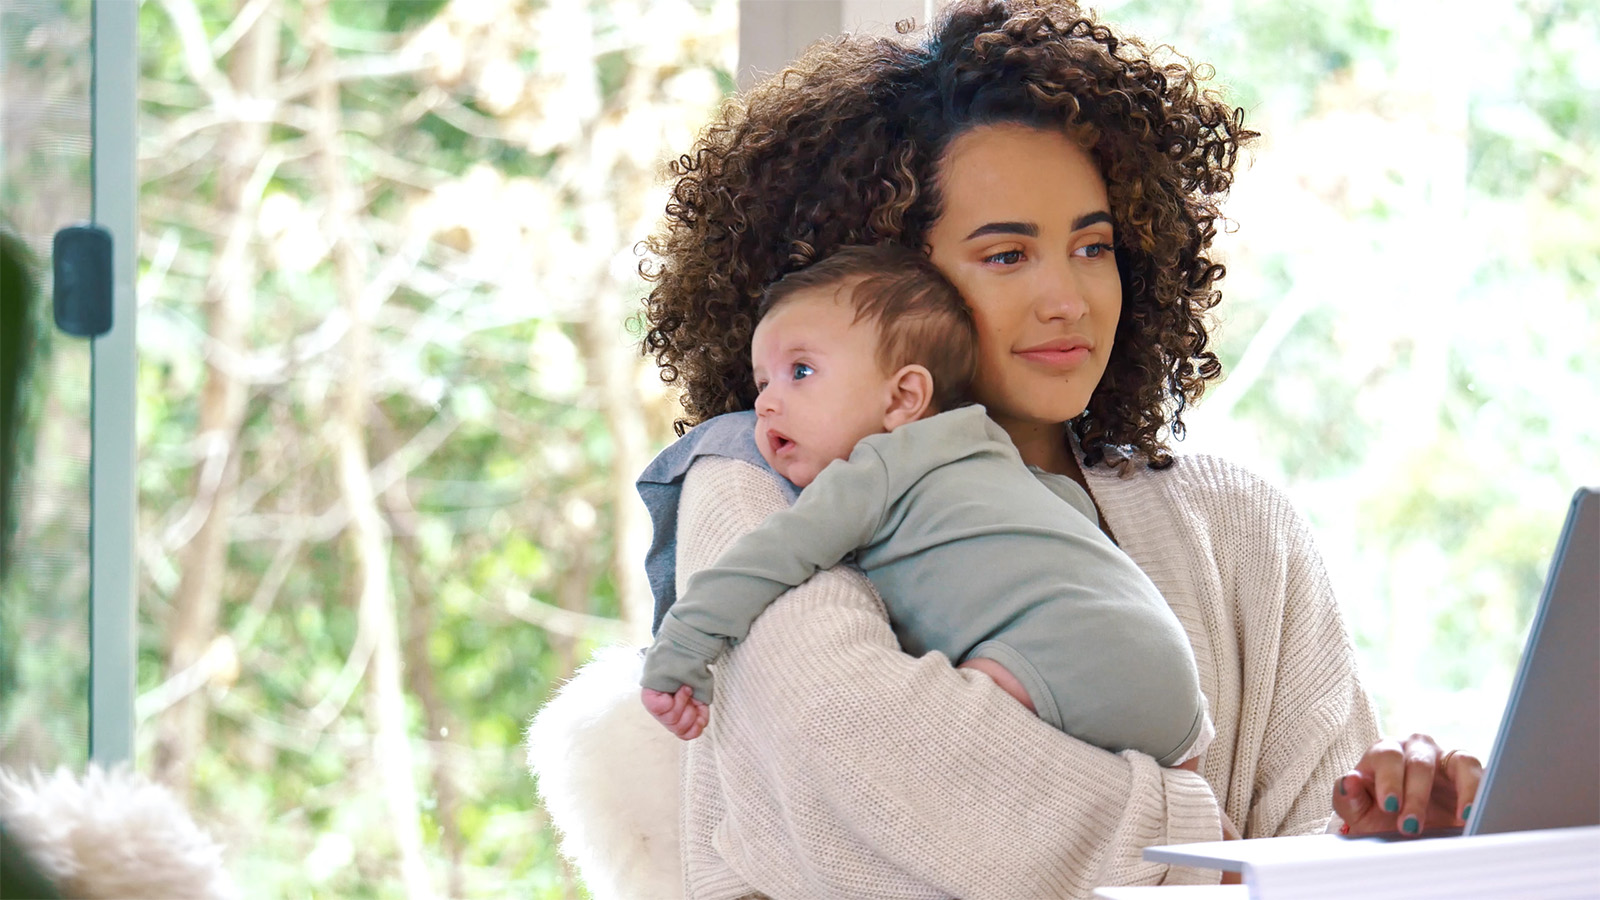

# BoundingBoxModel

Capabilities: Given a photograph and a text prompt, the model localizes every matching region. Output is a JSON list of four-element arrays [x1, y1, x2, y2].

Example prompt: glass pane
[[0, 0, 94, 771]]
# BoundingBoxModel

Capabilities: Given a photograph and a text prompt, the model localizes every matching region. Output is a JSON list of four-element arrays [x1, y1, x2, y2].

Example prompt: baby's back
[[856, 418, 1205, 764]]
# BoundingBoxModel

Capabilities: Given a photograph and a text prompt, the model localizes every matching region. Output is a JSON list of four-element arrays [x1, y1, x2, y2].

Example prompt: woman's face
[[925, 123, 1122, 434]]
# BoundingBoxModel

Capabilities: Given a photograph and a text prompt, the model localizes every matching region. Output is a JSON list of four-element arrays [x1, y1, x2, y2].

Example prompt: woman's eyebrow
[[964, 221, 1037, 240], [962, 211, 1114, 241], [1072, 211, 1114, 231]]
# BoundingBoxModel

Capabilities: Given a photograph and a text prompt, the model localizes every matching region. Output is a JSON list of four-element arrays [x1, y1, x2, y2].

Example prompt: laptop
[[1144, 486, 1599, 873]]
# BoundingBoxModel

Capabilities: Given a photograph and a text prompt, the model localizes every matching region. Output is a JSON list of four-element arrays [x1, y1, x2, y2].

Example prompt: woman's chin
[[981, 400, 1090, 431], [974, 378, 1094, 429]]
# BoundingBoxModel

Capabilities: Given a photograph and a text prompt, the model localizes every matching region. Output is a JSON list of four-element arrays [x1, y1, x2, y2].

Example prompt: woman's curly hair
[[640, 0, 1256, 469]]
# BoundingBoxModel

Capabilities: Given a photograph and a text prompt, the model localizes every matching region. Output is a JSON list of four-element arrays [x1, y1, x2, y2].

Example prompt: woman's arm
[[1161, 457, 1381, 839], [677, 456, 1224, 900], [1244, 521, 1382, 838]]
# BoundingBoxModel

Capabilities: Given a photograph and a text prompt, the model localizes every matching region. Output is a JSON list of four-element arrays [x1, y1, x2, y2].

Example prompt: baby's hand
[[641, 685, 709, 740]]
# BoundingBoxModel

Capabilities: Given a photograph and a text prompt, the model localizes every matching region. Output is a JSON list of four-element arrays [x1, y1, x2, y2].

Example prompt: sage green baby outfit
[[641, 404, 1208, 765]]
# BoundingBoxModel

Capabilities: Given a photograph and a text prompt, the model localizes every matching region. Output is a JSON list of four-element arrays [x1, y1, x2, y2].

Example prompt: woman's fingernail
[[1339, 822, 1351, 835], [1383, 795, 1399, 813], [1463, 803, 1473, 820], [1402, 816, 1419, 834]]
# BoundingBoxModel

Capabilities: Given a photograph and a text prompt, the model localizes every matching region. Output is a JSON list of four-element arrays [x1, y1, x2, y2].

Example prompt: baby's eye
[[754, 380, 768, 392], [984, 249, 1024, 266], [791, 363, 814, 381]]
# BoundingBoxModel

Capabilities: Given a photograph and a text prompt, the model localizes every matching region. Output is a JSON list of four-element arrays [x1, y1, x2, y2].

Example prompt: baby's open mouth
[[768, 431, 794, 454]]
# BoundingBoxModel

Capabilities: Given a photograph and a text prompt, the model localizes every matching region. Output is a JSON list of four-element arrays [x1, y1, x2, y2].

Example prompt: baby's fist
[[641, 685, 709, 740]]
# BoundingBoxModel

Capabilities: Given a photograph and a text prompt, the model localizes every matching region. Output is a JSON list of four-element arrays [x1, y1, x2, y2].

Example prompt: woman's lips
[[1016, 346, 1091, 369]]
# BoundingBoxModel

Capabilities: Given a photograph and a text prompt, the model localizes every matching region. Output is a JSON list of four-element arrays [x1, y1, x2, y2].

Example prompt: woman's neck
[[998, 417, 1086, 489], [1000, 415, 1117, 538]]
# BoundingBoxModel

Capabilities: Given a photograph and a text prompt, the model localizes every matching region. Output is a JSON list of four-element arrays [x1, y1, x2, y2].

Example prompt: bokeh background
[[1, 0, 1595, 897]]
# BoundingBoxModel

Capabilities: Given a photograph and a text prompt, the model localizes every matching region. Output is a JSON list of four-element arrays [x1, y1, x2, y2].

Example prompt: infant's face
[[751, 285, 895, 488]]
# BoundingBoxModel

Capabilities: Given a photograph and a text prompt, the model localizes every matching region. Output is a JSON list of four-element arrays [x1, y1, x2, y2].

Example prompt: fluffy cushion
[[0, 765, 238, 900], [526, 645, 683, 900]]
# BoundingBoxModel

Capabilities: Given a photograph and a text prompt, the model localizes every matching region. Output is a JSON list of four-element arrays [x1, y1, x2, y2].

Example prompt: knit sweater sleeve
[[676, 455, 1224, 900], [1218, 465, 1382, 838]]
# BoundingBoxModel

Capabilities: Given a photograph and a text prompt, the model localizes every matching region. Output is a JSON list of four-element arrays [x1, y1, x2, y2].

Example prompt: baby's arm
[[638, 445, 891, 734]]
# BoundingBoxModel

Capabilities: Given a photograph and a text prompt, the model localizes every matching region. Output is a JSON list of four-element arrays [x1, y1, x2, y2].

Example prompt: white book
[[1138, 825, 1600, 900]]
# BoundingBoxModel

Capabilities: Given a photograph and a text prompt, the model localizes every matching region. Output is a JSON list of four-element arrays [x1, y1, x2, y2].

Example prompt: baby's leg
[[959, 657, 1201, 770], [958, 657, 1036, 714]]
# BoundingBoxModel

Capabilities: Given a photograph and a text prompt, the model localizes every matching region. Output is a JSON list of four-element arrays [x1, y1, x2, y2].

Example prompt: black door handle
[[53, 224, 113, 338]]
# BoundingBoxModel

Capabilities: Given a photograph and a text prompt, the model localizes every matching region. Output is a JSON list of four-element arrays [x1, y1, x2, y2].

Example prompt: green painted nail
[[1402, 816, 1419, 834], [1463, 804, 1473, 820], [1383, 795, 1399, 813]]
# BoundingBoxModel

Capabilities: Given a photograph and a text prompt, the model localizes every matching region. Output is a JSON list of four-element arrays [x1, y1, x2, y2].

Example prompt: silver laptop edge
[[1143, 486, 1600, 872], [1467, 485, 1599, 835]]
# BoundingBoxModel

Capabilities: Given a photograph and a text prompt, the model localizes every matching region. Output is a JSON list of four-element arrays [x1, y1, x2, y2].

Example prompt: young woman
[[531, 2, 1482, 896]]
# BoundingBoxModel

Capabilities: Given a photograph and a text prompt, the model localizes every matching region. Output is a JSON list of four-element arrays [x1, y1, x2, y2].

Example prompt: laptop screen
[[1468, 486, 1599, 835]]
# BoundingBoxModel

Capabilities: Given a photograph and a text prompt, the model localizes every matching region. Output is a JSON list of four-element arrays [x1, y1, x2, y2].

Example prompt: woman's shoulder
[[1089, 448, 1314, 547], [679, 453, 795, 530], [641, 411, 763, 484], [1159, 452, 1295, 507], [1091, 447, 1288, 506]]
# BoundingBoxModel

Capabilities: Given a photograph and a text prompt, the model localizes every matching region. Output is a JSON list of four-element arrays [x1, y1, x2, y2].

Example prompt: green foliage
[[1107, 0, 1394, 118], [129, 0, 732, 895]]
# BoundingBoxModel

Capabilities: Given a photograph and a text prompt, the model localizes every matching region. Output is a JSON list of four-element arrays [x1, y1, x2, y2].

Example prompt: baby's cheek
[[787, 460, 818, 489]]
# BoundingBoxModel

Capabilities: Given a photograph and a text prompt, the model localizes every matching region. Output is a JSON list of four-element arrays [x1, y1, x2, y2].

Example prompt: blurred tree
[[134, 0, 732, 895], [1106, 0, 1599, 746], [148, 0, 275, 800]]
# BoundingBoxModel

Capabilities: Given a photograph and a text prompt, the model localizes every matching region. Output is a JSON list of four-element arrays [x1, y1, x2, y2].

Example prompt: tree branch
[[503, 588, 630, 644], [272, 49, 434, 104], [210, 0, 275, 60], [157, 0, 237, 106]]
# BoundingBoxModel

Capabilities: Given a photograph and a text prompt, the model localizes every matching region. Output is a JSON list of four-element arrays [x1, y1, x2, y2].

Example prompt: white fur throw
[[526, 645, 684, 900], [0, 765, 238, 900]]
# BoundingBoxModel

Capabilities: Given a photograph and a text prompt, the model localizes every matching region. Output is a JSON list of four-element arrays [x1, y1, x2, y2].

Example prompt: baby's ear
[[883, 364, 934, 430]]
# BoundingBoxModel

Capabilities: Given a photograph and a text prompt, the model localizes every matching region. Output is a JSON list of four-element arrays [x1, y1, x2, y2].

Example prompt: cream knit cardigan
[[528, 450, 1380, 900]]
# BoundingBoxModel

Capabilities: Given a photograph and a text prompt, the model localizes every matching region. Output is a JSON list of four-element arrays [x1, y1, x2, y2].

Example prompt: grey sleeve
[[638, 445, 892, 703]]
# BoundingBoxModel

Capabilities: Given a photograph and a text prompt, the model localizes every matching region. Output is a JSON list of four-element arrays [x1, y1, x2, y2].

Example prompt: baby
[[639, 244, 1211, 768]]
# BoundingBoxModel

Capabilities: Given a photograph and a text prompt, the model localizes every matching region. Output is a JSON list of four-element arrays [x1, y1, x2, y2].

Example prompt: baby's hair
[[758, 244, 977, 414]]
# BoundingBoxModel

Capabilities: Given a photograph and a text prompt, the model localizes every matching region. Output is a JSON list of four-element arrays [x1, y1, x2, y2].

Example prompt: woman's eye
[[1077, 242, 1115, 259], [791, 363, 814, 381], [983, 249, 1025, 266]]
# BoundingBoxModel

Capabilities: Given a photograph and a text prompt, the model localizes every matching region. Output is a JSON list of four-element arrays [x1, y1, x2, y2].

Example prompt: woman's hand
[[1332, 734, 1483, 836], [641, 685, 709, 741]]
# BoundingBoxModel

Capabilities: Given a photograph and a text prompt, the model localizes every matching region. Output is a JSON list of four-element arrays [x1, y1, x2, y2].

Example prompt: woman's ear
[[883, 364, 935, 430]]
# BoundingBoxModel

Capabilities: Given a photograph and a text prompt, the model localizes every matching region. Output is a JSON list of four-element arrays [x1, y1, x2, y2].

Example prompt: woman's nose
[[1033, 267, 1089, 323]]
